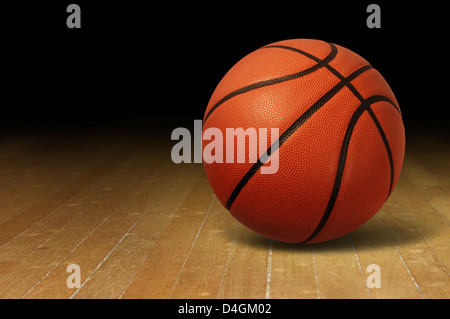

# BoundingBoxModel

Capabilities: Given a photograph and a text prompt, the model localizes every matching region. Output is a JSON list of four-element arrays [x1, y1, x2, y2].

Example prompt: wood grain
[[0, 127, 448, 299]]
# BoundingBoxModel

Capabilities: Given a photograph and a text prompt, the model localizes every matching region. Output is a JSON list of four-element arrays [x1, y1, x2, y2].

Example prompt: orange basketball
[[202, 39, 405, 243]]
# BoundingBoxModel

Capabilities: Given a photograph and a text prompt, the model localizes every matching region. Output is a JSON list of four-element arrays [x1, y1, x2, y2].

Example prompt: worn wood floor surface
[[0, 123, 448, 299]]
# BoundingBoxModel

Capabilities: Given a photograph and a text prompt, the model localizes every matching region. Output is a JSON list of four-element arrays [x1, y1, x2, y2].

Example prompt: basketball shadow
[[233, 231, 354, 253], [230, 213, 434, 253]]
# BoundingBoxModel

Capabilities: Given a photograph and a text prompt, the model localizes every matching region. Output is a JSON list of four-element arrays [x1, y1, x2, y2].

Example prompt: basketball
[[202, 39, 405, 244]]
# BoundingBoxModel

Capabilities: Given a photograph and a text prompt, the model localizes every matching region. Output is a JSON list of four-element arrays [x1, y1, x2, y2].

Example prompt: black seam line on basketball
[[270, 45, 397, 240], [266, 43, 402, 116], [366, 107, 395, 199], [319, 54, 397, 199], [261, 45, 325, 63], [301, 95, 398, 243], [265, 44, 360, 93], [264, 44, 348, 82], [203, 43, 338, 124], [225, 64, 373, 210], [269, 43, 399, 203]]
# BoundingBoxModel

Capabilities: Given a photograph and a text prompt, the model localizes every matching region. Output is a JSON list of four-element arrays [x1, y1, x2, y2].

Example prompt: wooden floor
[[0, 122, 448, 299]]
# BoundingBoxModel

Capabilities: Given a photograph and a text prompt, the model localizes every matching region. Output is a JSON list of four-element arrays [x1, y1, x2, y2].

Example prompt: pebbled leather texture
[[202, 39, 405, 243]]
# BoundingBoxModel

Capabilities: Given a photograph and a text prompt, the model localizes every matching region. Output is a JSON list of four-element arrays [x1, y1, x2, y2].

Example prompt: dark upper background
[[1, 1, 447, 134]]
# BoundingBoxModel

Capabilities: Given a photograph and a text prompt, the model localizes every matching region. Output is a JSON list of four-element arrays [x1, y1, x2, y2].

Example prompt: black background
[[1, 1, 447, 134]]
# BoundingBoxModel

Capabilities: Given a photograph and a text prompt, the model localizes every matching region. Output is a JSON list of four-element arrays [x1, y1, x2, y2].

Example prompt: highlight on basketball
[[0, 0, 447, 307]]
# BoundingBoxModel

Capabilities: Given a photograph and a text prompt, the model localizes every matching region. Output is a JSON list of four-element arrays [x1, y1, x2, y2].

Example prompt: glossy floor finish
[[0, 122, 448, 299]]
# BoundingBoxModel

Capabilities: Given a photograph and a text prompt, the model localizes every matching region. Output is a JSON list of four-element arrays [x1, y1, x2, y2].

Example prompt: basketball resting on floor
[[202, 39, 405, 244]]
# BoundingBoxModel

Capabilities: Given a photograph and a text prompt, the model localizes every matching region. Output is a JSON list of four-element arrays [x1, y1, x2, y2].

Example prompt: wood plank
[[269, 242, 318, 299], [349, 208, 423, 299], [0, 129, 111, 192], [0, 144, 161, 298], [26, 163, 202, 299], [0, 131, 118, 225], [121, 174, 216, 299], [0, 138, 139, 248], [406, 135, 450, 190], [387, 175, 450, 299], [402, 155, 450, 221], [216, 226, 270, 299], [0, 126, 447, 299], [310, 235, 370, 299], [0, 141, 139, 272], [168, 199, 237, 299]]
